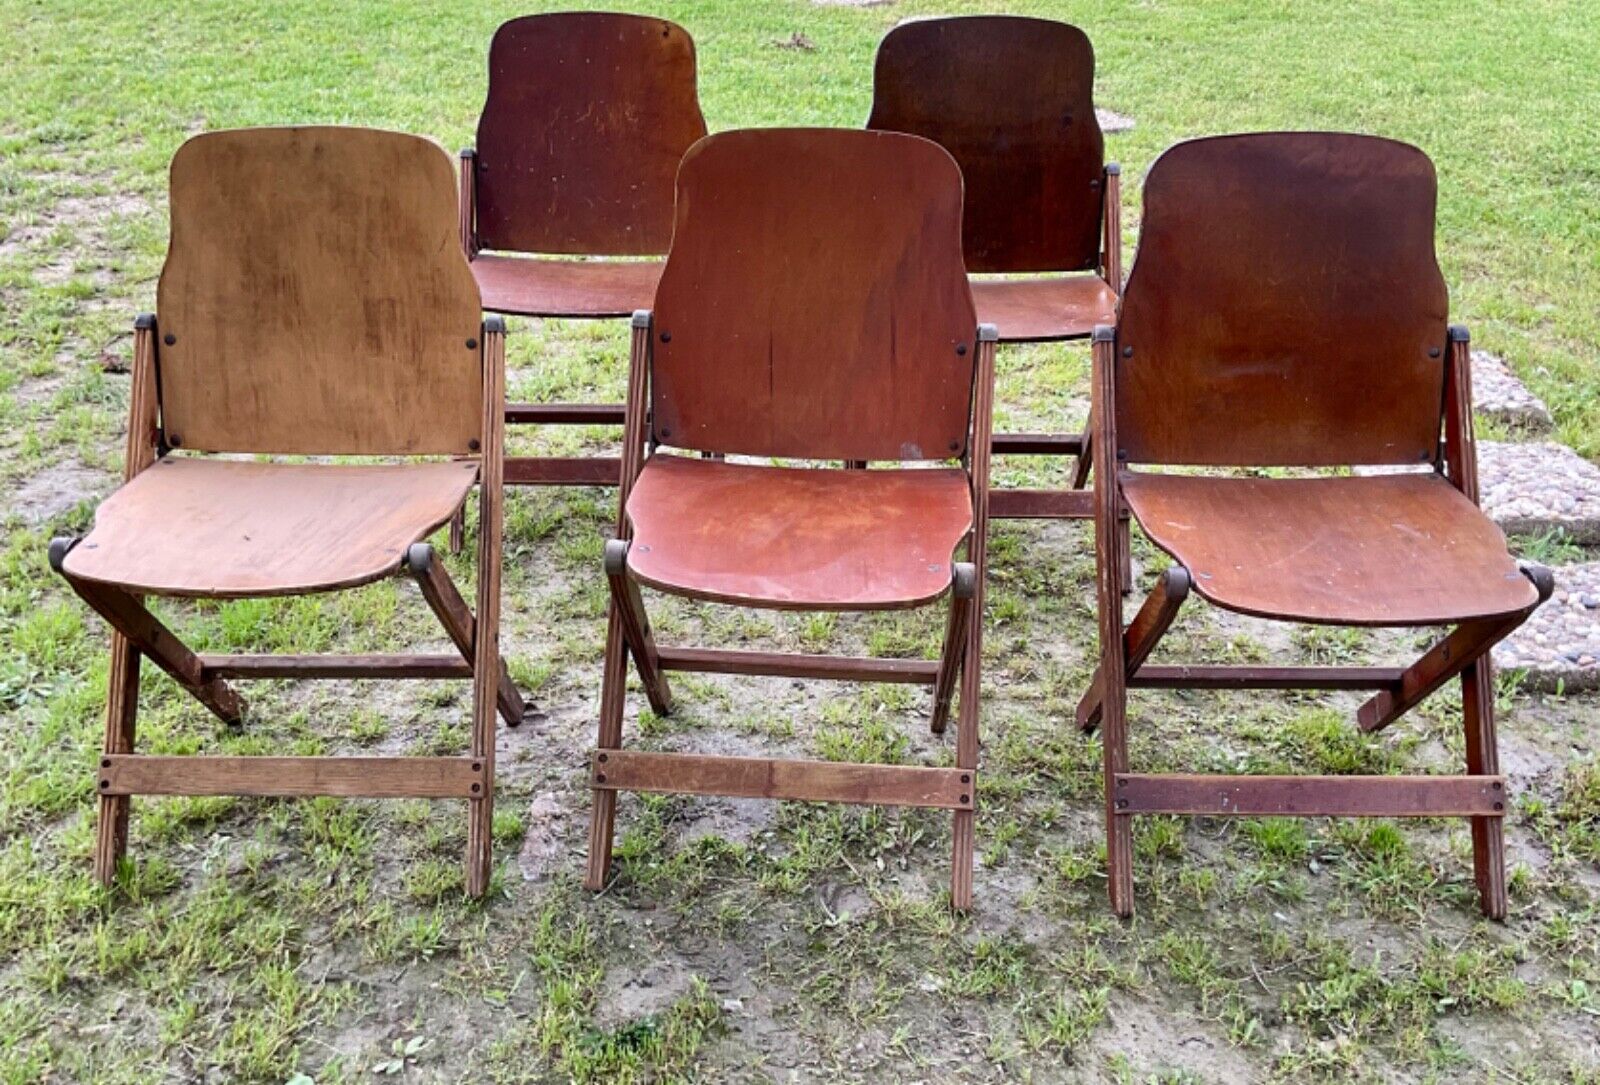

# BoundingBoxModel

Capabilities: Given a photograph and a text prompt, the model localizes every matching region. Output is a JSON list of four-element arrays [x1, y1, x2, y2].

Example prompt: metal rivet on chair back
[[650, 128, 978, 462], [474, 12, 707, 256], [867, 15, 1104, 275], [1114, 132, 1451, 467], [156, 127, 483, 456]]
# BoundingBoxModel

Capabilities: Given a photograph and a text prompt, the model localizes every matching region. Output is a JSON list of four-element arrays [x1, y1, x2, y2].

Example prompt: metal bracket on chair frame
[[48, 536, 82, 575]]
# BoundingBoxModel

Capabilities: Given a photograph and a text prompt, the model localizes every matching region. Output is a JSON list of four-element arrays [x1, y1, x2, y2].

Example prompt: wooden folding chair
[[459, 11, 707, 495], [584, 128, 998, 910], [49, 127, 524, 897], [868, 15, 1124, 538], [1079, 133, 1553, 920]]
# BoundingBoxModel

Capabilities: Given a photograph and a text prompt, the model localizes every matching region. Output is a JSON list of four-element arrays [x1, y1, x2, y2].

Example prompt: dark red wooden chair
[[868, 14, 1123, 534], [50, 128, 524, 896], [1079, 133, 1552, 919], [460, 11, 707, 499], [585, 128, 998, 910]]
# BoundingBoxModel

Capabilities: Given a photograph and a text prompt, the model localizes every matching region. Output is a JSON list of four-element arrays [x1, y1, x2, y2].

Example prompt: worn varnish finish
[[471, 12, 705, 256], [651, 129, 976, 462], [1087, 133, 1550, 921], [157, 128, 483, 456], [626, 456, 973, 610], [64, 458, 478, 597], [868, 15, 1104, 274], [100, 755, 484, 799], [461, 13, 707, 496], [967, 276, 1118, 344], [867, 15, 1120, 529], [469, 254, 663, 318], [53, 128, 524, 897], [1115, 133, 1450, 467], [1121, 472, 1538, 625], [587, 131, 995, 908], [591, 751, 972, 810]]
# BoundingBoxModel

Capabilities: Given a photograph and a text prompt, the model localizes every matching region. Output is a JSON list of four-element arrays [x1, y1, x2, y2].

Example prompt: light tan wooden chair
[[50, 127, 523, 897]]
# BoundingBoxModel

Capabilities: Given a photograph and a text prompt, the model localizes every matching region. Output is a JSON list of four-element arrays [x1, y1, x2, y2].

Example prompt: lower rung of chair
[[991, 433, 1084, 456], [1113, 773, 1506, 817], [988, 489, 1094, 519], [1129, 665, 1404, 691], [591, 750, 973, 809], [504, 456, 622, 486], [505, 402, 625, 426], [98, 754, 485, 798], [198, 654, 471, 680], [655, 646, 939, 684]]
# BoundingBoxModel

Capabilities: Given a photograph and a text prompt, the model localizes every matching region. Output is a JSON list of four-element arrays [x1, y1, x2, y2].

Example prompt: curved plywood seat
[[970, 276, 1118, 343], [470, 254, 662, 318], [625, 456, 973, 611], [1122, 472, 1539, 626], [63, 457, 479, 598]]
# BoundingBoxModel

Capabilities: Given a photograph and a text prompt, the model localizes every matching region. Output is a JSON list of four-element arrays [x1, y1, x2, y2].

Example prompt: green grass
[[1, 0, 1599, 1081]]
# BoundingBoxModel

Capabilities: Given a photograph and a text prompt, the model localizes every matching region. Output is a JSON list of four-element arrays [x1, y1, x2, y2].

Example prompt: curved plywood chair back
[[1115, 132, 1450, 467], [868, 15, 1103, 274], [650, 129, 978, 462], [474, 12, 707, 256], [156, 127, 483, 456]]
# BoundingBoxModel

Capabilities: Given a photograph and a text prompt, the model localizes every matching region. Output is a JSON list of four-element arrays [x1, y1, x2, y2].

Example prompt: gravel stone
[[1477, 441, 1600, 544], [1472, 350, 1553, 432], [1494, 562, 1600, 691]]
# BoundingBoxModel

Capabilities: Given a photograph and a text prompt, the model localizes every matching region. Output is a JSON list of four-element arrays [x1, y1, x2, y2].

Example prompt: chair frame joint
[[403, 542, 435, 576], [1519, 561, 1555, 600], [1092, 324, 1116, 343], [603, 538, 630, 576], [1448, 323, 1470, 342], [48, 535, 81, 574]]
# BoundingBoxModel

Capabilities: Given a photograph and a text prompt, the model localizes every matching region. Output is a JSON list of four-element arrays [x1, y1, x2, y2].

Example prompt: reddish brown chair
[[868, 15, 1123, 523], [585, 128, 997, 910], [50, 127, 523, 896], [460, 11, 708, 494], [1079, 132, 1552, 919]]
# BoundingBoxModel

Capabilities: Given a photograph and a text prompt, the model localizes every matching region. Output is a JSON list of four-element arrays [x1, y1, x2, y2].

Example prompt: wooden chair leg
[[1070, 425, 1093, 490], [1463, 659, 1507, 919], [585, 607, 630, 891], [930, 563, 976, 735], [93, 632, 141, 886], [406, 543, 525, 726], [1090, 328, 1135, 916], [448, 502, 465, 556], [51, 554, 245, 727], [1078, 566, 1189, 733], [949, 592, 983, 910], [603, 541, 673, 716], [465, 318, 506, 899], [1357, 566, 1550, 734], [1116, 508, 1134, 596]]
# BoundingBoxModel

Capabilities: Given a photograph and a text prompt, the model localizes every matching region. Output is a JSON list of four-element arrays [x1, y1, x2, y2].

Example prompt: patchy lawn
[[0, 1, 1597, 1081]]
